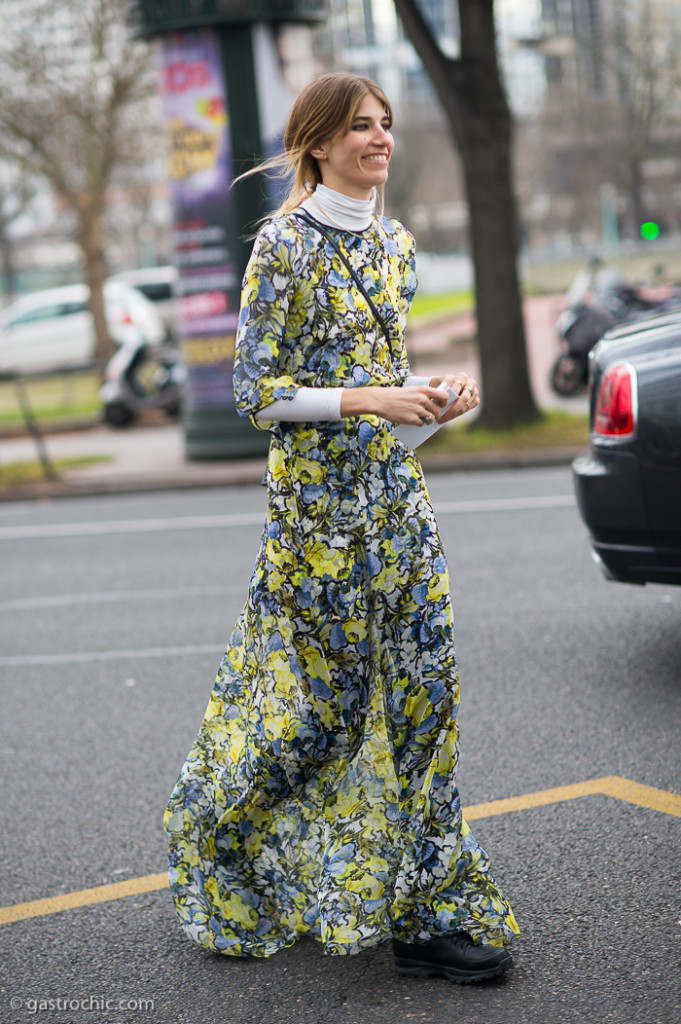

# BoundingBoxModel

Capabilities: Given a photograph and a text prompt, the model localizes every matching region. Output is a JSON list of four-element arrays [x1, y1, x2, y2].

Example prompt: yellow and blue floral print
[[164, 214, 519, 957]]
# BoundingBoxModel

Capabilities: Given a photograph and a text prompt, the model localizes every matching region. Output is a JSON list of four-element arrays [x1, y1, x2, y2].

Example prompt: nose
[[374, 123, 393, 147]]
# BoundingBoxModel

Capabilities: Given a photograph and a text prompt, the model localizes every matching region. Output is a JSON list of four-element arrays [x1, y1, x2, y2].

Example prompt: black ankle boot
[[393, 931, 513, 984]]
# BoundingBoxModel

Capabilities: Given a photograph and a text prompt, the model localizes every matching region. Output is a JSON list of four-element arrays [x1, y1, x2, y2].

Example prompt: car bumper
[[572, 448, 664, 584]]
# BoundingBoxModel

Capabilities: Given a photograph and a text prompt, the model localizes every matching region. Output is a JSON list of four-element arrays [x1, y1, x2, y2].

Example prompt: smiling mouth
[[363, 154, 389, 163]]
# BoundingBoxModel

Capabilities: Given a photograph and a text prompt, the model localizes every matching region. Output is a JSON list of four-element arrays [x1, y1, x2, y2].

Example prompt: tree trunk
[[394, 0, 541, 428], [457, 66, 537, 428], [77, 200, 113, 370]]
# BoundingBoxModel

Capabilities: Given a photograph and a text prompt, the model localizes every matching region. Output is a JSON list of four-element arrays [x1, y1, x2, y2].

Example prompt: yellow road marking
[[464, 775, 681, 821], [0, 873, 168, 926], [1, 776, 679, 927], [596, 776, 681, 817]]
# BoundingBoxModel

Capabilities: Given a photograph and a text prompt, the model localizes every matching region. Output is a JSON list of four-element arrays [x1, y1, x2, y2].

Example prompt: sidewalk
[[0, 421, 270, 498], [0, 296, 587, 501]]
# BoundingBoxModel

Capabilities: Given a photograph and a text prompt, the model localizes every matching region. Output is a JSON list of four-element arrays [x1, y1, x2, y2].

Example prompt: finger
[[452, 375, 478, 397], [457, 382, 478, 403], [427, 389, 449, 408]]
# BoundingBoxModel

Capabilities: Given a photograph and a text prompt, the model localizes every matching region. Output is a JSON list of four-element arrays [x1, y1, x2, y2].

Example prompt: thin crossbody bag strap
[[294, 211, 393, 348]]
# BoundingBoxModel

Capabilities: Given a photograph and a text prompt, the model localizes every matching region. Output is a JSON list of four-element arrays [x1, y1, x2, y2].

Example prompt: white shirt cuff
[[255, 387, 344, 422]]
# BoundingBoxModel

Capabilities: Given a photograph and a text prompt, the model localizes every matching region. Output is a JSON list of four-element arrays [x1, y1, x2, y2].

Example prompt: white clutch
[[394, 382, 460, 449]]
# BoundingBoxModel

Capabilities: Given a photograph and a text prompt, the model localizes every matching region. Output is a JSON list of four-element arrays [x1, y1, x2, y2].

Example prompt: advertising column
[[129, 2, 326, 460], [158, 29, 261, 457]]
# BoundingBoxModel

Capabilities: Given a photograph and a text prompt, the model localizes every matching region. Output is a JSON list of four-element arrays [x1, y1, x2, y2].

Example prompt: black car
[[572, 311, 681, 585]]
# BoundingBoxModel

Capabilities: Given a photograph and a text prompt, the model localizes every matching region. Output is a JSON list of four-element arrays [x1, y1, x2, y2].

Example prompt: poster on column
[[159, 29, 238, 410]]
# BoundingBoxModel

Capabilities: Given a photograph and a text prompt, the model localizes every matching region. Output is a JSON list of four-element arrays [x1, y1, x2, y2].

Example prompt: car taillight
[[593, 362, 637, 439]]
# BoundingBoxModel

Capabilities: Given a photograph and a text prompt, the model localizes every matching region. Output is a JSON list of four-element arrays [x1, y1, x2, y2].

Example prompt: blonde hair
[[238, 72, 394, 216]]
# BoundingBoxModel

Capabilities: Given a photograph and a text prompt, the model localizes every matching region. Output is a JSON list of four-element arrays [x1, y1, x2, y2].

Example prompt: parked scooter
[[99, 333, 184, 427], [550, 261, 662, 396]]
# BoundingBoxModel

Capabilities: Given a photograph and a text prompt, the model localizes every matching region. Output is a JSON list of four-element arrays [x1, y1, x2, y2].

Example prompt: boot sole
[[394, 952, 513, 985]]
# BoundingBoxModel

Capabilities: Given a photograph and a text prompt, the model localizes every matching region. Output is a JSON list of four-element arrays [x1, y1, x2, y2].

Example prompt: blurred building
[[541, 0, 604, 98]]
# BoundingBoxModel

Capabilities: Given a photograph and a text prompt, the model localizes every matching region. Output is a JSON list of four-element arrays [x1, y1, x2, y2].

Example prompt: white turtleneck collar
[[299, 183, 375, 232]]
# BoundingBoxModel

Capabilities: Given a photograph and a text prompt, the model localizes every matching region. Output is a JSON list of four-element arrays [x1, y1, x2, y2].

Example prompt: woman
[[164, 72, 519, 984]]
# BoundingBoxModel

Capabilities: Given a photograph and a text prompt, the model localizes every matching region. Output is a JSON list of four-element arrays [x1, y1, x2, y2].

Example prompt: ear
[[310, 146, 326, 161]]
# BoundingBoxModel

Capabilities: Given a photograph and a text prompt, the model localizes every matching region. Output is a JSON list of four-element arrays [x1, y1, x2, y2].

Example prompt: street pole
[[128, 1, 326, 459], [600, 183, 620, 257]]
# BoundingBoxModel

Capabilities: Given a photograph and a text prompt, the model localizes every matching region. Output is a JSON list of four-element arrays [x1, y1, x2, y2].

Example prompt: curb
[[0, 447, 584, 503]]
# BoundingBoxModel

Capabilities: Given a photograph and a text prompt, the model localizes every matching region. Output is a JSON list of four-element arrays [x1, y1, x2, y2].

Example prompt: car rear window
[[60, 301, 89, 315], [7, 301, 87, 326]]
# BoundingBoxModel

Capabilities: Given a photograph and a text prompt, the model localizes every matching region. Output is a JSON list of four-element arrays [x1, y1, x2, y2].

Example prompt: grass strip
[[422, 409, 589, 455], [409, 291, 473, 321], [0, 372, 101, 430], [0, 455, 111, 489]]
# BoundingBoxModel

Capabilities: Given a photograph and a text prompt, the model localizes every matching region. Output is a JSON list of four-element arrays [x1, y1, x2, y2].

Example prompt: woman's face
[[312, 93, 394, 200]]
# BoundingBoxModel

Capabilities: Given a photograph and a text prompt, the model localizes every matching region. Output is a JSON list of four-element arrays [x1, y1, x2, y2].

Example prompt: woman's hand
[[339, 374, 481, 425], [429, 372, 480, 423], [340, 384, 451, 425]]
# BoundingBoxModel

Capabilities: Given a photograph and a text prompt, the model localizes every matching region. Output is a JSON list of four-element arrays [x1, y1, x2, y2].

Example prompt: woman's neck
[[300, 183, 375, 232]]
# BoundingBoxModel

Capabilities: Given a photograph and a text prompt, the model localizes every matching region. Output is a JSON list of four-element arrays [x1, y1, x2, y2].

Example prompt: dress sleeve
[[233, 220, 305, 431]]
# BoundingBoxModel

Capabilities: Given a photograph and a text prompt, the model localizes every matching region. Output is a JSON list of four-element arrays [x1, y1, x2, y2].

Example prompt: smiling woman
[[163, 71, 517, 984], [309, 93, 394, 199]]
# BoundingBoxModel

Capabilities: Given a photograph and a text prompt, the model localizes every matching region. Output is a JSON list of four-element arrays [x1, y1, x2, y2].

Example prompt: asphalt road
[[1, 466, 679, 1024]]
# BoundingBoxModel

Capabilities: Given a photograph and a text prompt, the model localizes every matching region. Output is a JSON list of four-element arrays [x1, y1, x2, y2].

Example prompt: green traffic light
[[641, 221, 660, 240]]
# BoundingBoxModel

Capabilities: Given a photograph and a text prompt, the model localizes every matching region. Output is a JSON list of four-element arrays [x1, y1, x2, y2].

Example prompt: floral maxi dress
[[164, 213, 519, 957]]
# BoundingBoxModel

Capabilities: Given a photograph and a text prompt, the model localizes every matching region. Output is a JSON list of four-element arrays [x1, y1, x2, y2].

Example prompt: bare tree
[[0, 0, 159, 364], [393, 0, 540, 429]]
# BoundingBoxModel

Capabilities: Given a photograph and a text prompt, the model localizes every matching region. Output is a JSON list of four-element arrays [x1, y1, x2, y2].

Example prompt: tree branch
[[393, 0, 465, 137]]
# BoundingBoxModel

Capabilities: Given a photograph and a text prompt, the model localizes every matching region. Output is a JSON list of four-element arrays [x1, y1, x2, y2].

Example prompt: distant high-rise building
[[541, 0, 604, 98]]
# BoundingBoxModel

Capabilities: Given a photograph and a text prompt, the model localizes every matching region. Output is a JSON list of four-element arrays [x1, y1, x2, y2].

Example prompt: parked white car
[[0, 281, 165, 376], [107, 266, 178, 336]]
